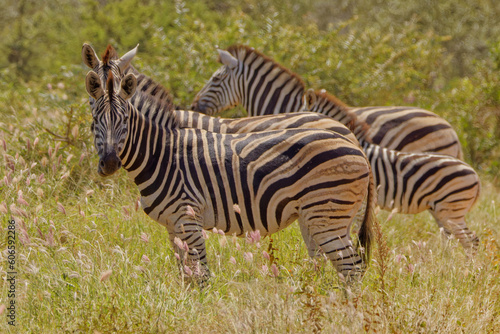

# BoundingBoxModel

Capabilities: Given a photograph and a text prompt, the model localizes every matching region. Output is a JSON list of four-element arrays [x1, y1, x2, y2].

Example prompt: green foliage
[[1, 1, 500, 332]]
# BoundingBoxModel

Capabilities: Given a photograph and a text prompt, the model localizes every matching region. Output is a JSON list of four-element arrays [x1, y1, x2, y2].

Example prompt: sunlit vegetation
[[0, 1, 499, 332]]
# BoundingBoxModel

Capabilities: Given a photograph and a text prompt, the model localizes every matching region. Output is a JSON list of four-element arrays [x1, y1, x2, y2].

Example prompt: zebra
[[362, 142, 480, 251], [191, 45, 464, 159], [85, 70, 377, 281], [306, 89, 480, 250], [81, 43, 359, 144]]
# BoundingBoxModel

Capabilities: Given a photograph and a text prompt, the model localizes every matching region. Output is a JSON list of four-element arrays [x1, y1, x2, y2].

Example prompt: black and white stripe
[[305, 89, 464, 159], [85, 70, 376, 281], [82, 44, 359, 144], [362, 140, 480, 250]]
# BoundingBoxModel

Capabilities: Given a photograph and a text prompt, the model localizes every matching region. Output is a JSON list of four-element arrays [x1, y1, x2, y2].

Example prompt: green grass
[[0, 128, 499, 332]]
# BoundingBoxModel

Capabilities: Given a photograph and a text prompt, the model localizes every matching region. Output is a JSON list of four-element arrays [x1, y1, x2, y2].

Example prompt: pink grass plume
[[100, 269, 113, 282]]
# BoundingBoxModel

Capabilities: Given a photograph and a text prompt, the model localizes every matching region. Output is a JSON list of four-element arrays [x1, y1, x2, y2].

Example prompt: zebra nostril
[[100, 160, 105, 167]]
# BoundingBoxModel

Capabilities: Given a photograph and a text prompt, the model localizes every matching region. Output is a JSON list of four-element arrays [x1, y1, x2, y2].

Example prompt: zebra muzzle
[[98, 152, 122, 176]]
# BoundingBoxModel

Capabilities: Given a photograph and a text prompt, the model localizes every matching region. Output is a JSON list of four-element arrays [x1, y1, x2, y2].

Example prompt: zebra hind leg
[[298, 219, 324, 259], [431, 213, 479, 254], [307, 220, 365, 283]]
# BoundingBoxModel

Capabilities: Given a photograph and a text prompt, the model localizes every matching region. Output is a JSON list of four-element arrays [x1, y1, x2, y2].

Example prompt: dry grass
[[0, 115, 499, 333]]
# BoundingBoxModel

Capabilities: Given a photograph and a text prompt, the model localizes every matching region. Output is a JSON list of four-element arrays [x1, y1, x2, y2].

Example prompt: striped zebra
[[81, 43, 359, 144], [362, 142, 480, 250], [191, 45, 464, 159], [306, 89, 480, 250], [85, 70, 376, 281]]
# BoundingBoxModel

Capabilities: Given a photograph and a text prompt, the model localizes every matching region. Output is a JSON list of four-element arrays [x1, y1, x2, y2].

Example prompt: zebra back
[[305, 89, 464, 159]]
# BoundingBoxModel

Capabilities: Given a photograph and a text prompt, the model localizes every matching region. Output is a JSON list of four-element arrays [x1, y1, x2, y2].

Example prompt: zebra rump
[[363, 142, 480, 250]]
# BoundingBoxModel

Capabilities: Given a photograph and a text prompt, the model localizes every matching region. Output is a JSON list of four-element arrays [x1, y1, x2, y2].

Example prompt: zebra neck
[[119, 104, 174, 181], [314, 102, 370, 141], [128, 82, 179, 129], [241, 58, 304, 116]]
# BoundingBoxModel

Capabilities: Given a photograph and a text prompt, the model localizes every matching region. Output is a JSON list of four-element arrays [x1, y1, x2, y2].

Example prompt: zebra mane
[[315, 89, 369, 133], [225, 44, 305, 88], [102, 44, 119, 65], [107, 71, 115, 98], [316, 89, 349, 110]]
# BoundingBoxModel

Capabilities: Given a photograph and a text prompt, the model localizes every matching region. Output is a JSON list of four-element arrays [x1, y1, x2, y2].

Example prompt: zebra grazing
[[85, 70, 376, 281], [81, 43, 359, 144], [191, 45, 464, 159], [363, 142, 480, 250]]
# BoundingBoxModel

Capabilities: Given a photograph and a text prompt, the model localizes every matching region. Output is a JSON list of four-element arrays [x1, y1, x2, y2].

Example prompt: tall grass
[[0, 75, 499, 333]]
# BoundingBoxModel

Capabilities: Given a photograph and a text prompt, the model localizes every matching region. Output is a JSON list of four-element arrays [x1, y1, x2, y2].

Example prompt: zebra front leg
[[168, 218, 211, 282]]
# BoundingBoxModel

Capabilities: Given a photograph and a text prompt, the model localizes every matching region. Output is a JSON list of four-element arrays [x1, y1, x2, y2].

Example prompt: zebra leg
[[298, 220, 323, 258], [308, 221, 365, 282], [168, 219, 211, 281], [431, 212, 479, 253]]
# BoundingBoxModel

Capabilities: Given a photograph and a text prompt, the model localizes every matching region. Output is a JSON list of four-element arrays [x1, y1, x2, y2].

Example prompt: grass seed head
[[271, 263, 279, 277], [244, 252, 254, 262], [140, 232, 149, 243], [142, 254, 151, 264], [57, 202, 66, 215], [100, 269, 113, 282], [0, 202, 7, 214], [183, 265, 193, 276]]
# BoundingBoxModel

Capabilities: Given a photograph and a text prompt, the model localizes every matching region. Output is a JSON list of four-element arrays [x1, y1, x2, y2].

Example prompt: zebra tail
[[358, 168, 376, 263]]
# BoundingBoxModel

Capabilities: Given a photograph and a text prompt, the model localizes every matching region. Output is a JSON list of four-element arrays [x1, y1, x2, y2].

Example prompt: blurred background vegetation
[[1, 0, 499, 179]]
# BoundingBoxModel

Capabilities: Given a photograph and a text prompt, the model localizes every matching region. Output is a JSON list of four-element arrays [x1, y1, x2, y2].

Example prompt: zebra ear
[[119, 73, 137, 100], [85, 71, 104, 100], [117, 44, 139, 72], [217, 49, 238, 69], [304, 88, 317, 109], [82, 43, 100, 69]]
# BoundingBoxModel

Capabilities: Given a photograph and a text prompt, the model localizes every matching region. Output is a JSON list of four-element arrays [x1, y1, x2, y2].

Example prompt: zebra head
[[85, 70, 137, 176], [82, 43, 138, 110], [191, 49, 241, 115]]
